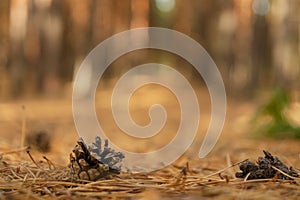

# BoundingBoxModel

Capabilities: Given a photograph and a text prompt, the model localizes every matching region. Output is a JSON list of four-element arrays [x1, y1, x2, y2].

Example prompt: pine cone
[[69, 137, 125, 181]]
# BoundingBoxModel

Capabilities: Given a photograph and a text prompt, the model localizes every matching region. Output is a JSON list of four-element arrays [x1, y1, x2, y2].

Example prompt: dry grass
[[0, 147, 299, 200]]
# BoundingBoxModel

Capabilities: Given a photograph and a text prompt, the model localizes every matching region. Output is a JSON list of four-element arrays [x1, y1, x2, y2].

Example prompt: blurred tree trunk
[[250, 15, 273, 90], [59, 0, 75, 83], [0, 0, 10, 99], [130, 0, 149, 29], [99, 0, 131, 78], [173, 0, 194, 79], [8, 0, 28, 97], [31, 0, 63, 96], [191, 0, 220, 52], [228, 0, 252, 97], [272, 0, 300, 91], [111, 0, 131, 77], [41, 0, 63, 96]]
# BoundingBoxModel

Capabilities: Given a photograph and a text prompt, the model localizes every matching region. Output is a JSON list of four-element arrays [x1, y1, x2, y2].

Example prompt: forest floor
[[0, 86, 299, 199]]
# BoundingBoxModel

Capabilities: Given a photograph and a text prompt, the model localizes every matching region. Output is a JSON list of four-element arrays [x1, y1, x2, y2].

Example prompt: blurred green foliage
[[254, 88, 300, 138]]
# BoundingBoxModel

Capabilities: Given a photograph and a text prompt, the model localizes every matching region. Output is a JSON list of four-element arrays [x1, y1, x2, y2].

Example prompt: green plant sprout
[[254, 88, 300, 138]]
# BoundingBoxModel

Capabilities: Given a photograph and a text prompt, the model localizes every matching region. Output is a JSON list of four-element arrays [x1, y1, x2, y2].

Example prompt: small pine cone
[[69, 137, 125, 181]]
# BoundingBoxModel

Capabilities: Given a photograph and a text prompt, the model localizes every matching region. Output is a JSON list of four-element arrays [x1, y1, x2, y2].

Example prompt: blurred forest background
[[0, 0, 299, 99]]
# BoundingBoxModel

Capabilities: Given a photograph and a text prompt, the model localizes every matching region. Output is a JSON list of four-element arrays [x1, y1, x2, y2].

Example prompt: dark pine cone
[[69, 136, 125, 181], [236, 150, 299, 180]]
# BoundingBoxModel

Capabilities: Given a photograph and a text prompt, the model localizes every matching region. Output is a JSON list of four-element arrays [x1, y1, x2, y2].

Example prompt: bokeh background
[[0, 0, 299, 99]]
